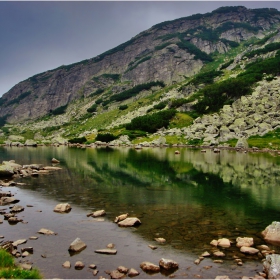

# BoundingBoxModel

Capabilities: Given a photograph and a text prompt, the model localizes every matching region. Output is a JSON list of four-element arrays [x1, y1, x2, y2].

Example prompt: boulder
[[240, 246, 259, 255], [262, 221, 280, 245], [0, 164, 15, 177], [263, 254, 280, 279], [236, 237, 254, 248], [38, 228, 55, 235], [159, 258, 179, 270], [68, 238, 87, 252], [140, 261, 160, 273], [118, 217, 141, 227], [53, 203, 71, 213]]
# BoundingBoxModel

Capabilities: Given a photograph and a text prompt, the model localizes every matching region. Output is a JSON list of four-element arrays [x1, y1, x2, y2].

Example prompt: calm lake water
[[1, 145, 280, 279]]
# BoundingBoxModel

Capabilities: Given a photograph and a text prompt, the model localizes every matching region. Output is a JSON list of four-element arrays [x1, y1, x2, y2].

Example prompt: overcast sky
[[1, 1, 280, 96]]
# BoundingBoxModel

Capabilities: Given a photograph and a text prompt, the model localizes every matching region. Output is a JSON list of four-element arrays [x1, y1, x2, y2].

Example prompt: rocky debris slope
[[158, 77, 280, 145]]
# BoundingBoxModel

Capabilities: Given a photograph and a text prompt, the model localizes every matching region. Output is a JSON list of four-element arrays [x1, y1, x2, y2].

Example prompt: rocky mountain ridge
[[1, 6, 280, 123]]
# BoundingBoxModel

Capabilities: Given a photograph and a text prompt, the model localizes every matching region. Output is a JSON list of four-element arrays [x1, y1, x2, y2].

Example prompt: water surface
[[1, 146, 280, 279]]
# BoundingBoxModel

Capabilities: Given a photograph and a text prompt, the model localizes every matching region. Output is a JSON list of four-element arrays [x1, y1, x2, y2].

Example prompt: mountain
[[1, 6, 280, 148]]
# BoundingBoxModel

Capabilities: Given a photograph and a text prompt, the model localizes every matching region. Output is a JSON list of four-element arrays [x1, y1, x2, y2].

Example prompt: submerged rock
[[68, 238, 87, 253], [10, 205, 24, 213]]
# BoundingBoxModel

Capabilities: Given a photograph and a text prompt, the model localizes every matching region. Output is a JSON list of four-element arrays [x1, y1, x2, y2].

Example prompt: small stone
[[53, 203, 71, 213], [94, 249, 117, 255], [38, 228, 54, 235], [19, 263, 32, 270], [92, 270, 99, 276], [21, 247, 33, 253], [240, 246, 259, 255], [117, 266, 129, 274], [10, 205, 24, 213], [215, 276, 229, 279], [89, 264, 97, 269], [22, 251, 29, 257], [118, 217, 141, 227], [237, 261, 243, 266], [62, 261, 71, 268], [203, 266, 212, 269], [148, 245, 157, 250], [154, 237, 166, 243], [41, 254, 46, 258], [140, 261, 160, 273], [213, 260, 224, 264], [194, 259, 201, 265], [0, 219, 3, 224], [92, 210, 106, 217], [107, 243, 115, 249], [128, 268, 140, 277], [217, 238, 231, 248], [29, 236, 38, 240], [51, 158, 60, 163], [12, 239, 27, 247], [114, 213, 128, 223], [236, 237, 254, 248], [75, 261, 85, 270], [110, 270, 125, 279], [210, 239, 218, 246], [213, 251, 225, 257], [201, 251, 211, 257]]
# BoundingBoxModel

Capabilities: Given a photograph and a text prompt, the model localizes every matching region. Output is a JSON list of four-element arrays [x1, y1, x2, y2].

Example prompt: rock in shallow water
[[118, 217, 141, 227], [53, 203, 71, 213], [94, 249, 117, 255], [68, 238, 87, 252], [140, 261, 160, 273], [159, 258, 179, 270], [263, 254, 280, 279], [262, 221, 280, 245]]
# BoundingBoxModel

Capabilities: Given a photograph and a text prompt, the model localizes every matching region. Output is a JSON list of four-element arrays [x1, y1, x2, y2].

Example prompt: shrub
[[101, 74, 120, 81], [89, 88, 104, 97], [153, 101, 167, 110], [170, 98, 188, 108], [126, 109, 176, 133], [50, 104, 67, 115], [191, 70, 222, 85], [95, 98, 103, 104], [121, 130, 147, 140], [125, 56, 152, 72], [87, 103, 98, 113], [7, 91, 31, 106], [110, 81, 165, 102], [95, 133, 117, 142], [68, 136, 87, 144], [119, 104, 128, 110]]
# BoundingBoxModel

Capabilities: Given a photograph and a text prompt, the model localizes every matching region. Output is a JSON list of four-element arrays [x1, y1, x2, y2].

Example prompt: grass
[[169, 112, 193, 128], [0, 249, 42, 279], [247, 129, 280, 149]]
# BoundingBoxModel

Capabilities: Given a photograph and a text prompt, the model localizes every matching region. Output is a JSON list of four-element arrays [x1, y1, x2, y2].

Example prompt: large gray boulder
[[263, 254, 280, 279], [24, 139, 37, 147], [53, 203, 71, 213], [262, 221, 280, 245]]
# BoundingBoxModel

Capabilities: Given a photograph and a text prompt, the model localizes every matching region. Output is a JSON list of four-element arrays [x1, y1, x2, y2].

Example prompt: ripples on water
[[1, 146, 280, 278]]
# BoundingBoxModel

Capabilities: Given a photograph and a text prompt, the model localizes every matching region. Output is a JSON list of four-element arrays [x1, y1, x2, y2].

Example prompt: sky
[[1, 1, 280, 97]]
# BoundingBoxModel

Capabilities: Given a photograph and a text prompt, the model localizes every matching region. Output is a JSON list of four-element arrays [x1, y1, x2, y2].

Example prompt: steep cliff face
[[1, 6, 280, 123]]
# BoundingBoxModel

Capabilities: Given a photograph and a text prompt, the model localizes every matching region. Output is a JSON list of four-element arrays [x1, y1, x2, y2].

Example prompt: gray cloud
[[0, 1, 279, 96]]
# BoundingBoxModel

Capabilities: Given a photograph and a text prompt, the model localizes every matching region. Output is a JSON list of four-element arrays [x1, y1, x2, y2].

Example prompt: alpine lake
[[1, 145, 280, 279]]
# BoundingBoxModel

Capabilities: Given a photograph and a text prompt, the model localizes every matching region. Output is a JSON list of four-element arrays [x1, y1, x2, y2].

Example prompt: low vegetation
[[0, 249, 42, 279]]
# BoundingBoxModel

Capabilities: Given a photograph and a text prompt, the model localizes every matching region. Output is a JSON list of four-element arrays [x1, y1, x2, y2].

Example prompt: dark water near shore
[[1, 146, 280, 279]]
